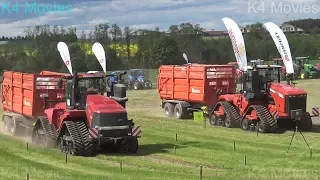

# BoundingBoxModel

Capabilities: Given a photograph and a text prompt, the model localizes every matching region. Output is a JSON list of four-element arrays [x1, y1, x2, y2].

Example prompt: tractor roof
[[246, 64, 282, 70], [295, 57, 309, 59], [250, 59, 264, 62]]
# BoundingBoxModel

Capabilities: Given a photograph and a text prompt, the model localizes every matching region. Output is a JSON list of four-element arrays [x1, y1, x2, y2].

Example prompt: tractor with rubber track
[[208, 19, 314, 133], [210, 63, 312, 133], [1, 42, 141, 156], [158, 18, 315, 133]]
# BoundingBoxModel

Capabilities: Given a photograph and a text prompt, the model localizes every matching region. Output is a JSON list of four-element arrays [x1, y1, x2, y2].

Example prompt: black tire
[[133, 82, 140, 90], [209, 113, 218, 125], [174, 103, 186, 119], [298, 114, 312, 131], [7, 116, 17, 136], [241, 118, 249, 131], [3, 116, 10, 133], [164, 103, 174, 117]]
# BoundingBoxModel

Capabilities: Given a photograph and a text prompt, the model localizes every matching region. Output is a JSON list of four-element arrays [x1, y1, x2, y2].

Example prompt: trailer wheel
[[3, 116, 9, 133], [298, 114, 312, 131], [164, 103, 174, 117], [9, 117, 17, 135], [174, 103, 186, 119]]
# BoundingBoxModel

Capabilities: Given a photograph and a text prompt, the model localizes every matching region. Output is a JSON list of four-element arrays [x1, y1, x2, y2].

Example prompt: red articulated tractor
[[1, 42, 141, 156], [158, 18, 316, 133]]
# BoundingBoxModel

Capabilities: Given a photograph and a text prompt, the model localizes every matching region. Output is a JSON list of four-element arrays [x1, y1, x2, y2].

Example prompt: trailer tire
[[164, 103, 174, 117], [298, 114, 312, 131], [9, 116, 17, 136], [3, 116, 10, 133], [174, 103, 186, 119]]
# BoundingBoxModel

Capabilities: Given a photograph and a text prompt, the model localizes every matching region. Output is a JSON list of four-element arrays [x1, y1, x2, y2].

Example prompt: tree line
[[0, 19, 320, 75]]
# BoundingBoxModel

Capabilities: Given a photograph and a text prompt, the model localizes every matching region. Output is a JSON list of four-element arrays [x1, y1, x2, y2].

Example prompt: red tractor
[[210, 63, 313, 132], [1, 42, 141, 156]]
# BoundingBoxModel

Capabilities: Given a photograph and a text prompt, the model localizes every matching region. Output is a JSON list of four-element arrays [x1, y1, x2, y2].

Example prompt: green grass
[[1, 78, 320, 179]]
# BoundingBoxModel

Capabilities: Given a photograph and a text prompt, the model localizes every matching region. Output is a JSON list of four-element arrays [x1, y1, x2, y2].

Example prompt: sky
[[0, 0, 319, 37]]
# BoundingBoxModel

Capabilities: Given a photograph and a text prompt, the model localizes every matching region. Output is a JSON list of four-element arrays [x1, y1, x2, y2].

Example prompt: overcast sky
[[0, 0, 319, 37]]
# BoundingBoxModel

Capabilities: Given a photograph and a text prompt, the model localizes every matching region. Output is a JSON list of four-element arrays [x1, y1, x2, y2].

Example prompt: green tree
[[151, 36, 180, 67]]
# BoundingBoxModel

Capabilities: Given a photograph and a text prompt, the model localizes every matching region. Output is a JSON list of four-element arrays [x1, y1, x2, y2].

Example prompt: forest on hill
[[0, 18, 320, 74]]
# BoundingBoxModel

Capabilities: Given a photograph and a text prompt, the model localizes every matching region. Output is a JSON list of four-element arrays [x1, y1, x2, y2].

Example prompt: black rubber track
[[33, 116, 58, 148], [39, 116, 58, 138], [251, 105, 277, 133], [63, 121, 93, 156], [118, 137, 138, 154], [219, 101, 241, 128]]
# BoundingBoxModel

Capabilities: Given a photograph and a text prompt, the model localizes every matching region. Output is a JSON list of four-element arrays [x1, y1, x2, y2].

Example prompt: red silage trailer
[[1, 71, 64, 135], [157, 64, 236, 119]]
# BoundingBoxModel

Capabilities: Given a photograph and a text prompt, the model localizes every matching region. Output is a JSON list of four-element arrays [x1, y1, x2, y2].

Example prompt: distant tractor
[[294, 57, 319, 79], [126, 69, 152, 90], [250, 59, 264, 65]]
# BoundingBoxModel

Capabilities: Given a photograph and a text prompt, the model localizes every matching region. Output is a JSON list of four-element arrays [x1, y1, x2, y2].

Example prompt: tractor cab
[[108, 71, 125, 84], [126, 69, 152, 90], [272, 58, 284, 66], [129, 69, 149, 81], [242, 64, 281, 100], [57, 71, 106, 110], [294, 57, 318, 79], [250, 59, 264, 65]]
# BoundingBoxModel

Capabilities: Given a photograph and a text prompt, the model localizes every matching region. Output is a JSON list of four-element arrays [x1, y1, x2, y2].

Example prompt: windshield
[[244, 67, 280, 91], [78, 78, 104, 93], [136, 70, 148, 77]]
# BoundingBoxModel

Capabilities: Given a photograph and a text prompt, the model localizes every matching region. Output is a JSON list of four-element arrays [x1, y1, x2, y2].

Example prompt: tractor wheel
[[241, 118, 249, 131], [298, 114, 312, 131], [174, 103, 186, 119], [133, 82, 140, 90], [300, 70, 306, 79], [209, 113, 218, 125], [164, 103, 174, 117]]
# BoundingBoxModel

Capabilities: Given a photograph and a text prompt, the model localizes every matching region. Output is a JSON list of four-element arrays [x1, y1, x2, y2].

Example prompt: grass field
[[1, 78, 320, 179]]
